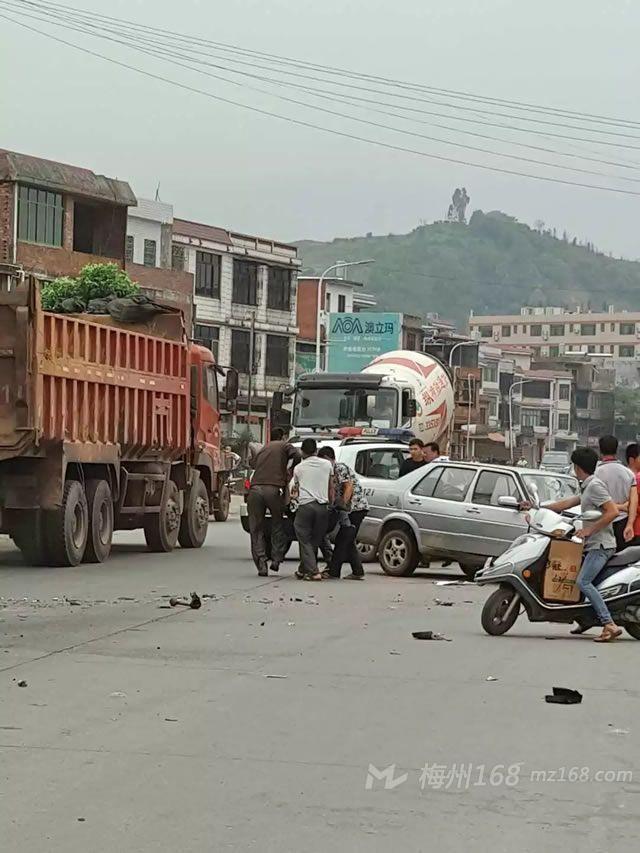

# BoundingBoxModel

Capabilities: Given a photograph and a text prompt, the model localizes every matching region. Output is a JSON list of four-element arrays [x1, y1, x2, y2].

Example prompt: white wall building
[[172, 219, 300, 439], [126, 198, 173, 268]]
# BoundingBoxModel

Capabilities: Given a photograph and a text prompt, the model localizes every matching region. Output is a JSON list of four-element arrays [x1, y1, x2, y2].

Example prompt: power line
[[4, 5, 636, 184], [3, 10, 640, 198], [5, 0, 637, 171], [6, 0, 640, 156], [13, 0, 640, 132]]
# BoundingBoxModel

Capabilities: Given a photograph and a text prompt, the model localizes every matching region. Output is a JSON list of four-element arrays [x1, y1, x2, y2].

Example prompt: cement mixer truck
[[289, 350, 454, 445]]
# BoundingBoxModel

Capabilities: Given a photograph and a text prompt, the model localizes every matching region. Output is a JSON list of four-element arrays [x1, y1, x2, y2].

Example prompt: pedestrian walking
[[399, 438, 426, 477], [291, 438, 333, 581], [547, 447, 622, 642], [247, 427, 299, 576], [623, 443, 640, 545], [596, 435, 636, 551], [318, 446, 369, 580]]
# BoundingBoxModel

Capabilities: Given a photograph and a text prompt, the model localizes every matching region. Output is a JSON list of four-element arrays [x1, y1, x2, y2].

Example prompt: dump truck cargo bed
[[0, 277, 189, 463]]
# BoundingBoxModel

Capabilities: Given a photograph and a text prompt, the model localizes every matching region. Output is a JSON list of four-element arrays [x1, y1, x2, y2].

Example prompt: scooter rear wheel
[[481, 586, 519, 636]]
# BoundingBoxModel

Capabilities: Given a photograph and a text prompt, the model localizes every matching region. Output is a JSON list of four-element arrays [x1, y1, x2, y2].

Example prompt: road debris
[[169, 592, 202, 609], [109, 691, 127, 699], [412, 631, 452, 641], [545, 687, 582, 705], [485, 676, 498, 682], [434, 580, 471, 587], [66, 598, 82, 606], [608, 725, 630, 735], [287, 621, 296, 627], [164, 717, 179, 722], [389, 650, 402, 656], [17, 680, 28, 687], [433, 599, 454, 607], [265, 674, 288, 679]]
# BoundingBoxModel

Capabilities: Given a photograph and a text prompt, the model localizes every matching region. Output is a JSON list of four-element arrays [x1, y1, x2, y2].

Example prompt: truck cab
[[292, 373, 416, 435], [188, 344, 238, 521]]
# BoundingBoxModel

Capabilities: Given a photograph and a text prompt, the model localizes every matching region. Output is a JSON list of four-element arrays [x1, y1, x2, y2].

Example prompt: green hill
[[296, 211, 640, 327]]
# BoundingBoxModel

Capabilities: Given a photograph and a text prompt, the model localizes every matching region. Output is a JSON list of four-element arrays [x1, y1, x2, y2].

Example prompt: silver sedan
[[356, 461, 579, 579]]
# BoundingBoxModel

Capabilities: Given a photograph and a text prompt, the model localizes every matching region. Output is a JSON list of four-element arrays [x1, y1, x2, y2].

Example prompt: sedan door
[[463, 469, 528, 557], [404, 465, 478, 554]]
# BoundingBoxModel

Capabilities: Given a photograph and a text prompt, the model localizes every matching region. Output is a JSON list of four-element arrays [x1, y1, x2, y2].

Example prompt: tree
[[446, 187, 470, 224], [533, 219, 545, 232]]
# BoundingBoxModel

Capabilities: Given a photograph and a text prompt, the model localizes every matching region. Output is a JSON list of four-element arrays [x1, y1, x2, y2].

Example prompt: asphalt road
[[1, 505, 639, 852]]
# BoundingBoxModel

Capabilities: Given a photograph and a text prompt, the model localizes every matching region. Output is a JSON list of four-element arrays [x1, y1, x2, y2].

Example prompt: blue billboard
[[327, 312, 403, 372]]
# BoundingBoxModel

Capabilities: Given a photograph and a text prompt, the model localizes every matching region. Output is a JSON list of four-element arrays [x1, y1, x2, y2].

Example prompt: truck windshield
[[293, 388, 398, 429]]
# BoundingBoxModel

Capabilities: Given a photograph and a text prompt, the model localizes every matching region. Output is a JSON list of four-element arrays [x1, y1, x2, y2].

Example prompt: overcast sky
[[2, 0, 639, 257]]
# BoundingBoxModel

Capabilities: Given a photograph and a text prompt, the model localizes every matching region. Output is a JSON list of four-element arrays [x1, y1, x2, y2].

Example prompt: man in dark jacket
[[247, 428, 299, 576]]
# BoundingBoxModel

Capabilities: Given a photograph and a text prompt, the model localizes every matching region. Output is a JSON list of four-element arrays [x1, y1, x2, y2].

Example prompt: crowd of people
[[245, 427, 640, 639]]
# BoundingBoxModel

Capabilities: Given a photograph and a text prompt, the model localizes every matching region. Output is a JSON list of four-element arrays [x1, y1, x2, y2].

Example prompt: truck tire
[[379, 527, 419, 577], [178, 479, 210, 549], [144, 480, 181, 552], [213, 483, 231, 522], [45, 480, 89, 567], [10, 510, 49, 566], [84, 479, 114, 563]]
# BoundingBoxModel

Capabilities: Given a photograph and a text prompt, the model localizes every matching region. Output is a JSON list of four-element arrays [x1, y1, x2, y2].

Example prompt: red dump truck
[[0, 269, 238, 566]]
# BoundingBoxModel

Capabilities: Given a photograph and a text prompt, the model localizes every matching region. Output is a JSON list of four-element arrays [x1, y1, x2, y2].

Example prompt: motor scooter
[[475, 501, 640, 638]]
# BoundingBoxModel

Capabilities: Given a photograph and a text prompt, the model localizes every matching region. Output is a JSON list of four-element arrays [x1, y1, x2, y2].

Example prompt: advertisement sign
[[295, 346, 317, 376], [327, 312, 402, 372]]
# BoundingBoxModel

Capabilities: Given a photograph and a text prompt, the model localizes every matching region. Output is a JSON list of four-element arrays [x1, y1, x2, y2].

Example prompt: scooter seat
[[606, 545, 640, 568]]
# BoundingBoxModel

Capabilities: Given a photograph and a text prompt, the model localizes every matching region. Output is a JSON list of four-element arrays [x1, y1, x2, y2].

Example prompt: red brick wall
[[296, 278, 323, 341], [0, 182, 15, 263], [16, 243, 123, 278], [127, 262, 194, 329]]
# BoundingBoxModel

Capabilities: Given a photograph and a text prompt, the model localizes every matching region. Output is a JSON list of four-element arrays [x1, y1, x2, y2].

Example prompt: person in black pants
[[318, 446, 369, 580]]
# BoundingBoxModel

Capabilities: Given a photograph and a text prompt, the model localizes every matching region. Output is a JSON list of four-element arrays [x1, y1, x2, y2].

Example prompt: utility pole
[[247, 311, 256, 427]]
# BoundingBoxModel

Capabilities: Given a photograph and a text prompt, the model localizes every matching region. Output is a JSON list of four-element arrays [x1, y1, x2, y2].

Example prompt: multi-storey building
[[469, 305, 640, 361], [172, 219, 300, 439]]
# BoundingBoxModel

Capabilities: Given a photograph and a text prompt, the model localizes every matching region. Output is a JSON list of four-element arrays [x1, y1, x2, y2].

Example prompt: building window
[[619, 345, 635, 358], [581, 323, 596, 336], [125, 235, 134, 263], [587, 345, 595, 353], [550, 324, 565, 336], [600, 323, 605, 332], [17, 185, 63, 247], [143, 239, 157, 267], [231, 329, 251, 373], [196, 251, 221, 298], [559, 384, 570, 401], [530, 324, 542, 337], [265, 334, 289, 377], [172, 243, 185, 271], [194, 324, 220, 361], [488, 398, 498, 418], [549, 345, 560, 358], [406, 332, 417, 350], [482, 365, 498, 383], [501, 325, 511, 337], [523, 380, 551, 399], [620, 322, 635, 336], [611, 323, 615, 332], [233, 260, 258, 305], [267, 267, 291, 311], [338, 294, 346, 313], [558, 414, 570, 431], [478, 325, 492, 338], [326, 293, 332, 312], [512, 325, 518, 334], [521, 409, 549, 427]]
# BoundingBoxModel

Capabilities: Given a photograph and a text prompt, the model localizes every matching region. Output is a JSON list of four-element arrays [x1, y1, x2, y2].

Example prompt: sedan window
[[432, 467, 476, 502], [412, 466, 445, 497], [355, 448, 407, 479], [472, 471, 521, 507]]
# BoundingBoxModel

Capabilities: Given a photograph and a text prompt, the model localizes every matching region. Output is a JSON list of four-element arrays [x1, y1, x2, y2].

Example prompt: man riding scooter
[[545, 447, 622, 642]]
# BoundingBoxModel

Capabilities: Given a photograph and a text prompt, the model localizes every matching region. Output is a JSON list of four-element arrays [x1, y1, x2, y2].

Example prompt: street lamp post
[[314, 259, 374, 372], [508, 379, 534, 465]]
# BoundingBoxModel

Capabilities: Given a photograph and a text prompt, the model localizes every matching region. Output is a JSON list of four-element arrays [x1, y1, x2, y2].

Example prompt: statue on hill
[[446, 187, 470, 224]]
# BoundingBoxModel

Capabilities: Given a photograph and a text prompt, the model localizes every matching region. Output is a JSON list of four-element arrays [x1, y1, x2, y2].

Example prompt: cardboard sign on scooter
[[543, 539, 584, 603]]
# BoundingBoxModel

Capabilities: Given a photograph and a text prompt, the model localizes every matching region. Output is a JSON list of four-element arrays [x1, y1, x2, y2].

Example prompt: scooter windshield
[[527, 507, 575, 537]]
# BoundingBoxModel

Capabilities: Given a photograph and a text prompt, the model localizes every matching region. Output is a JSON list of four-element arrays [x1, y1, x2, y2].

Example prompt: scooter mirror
[[581, 510, 602, 522]]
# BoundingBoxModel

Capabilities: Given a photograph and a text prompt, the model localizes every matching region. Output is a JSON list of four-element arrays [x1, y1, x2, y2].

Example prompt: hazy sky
[[2, 0, 639, 257]]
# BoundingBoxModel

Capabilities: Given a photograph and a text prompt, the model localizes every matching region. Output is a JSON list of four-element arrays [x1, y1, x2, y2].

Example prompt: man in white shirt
[[597, 435, 636, 551], [291, 438, 334, 580]]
